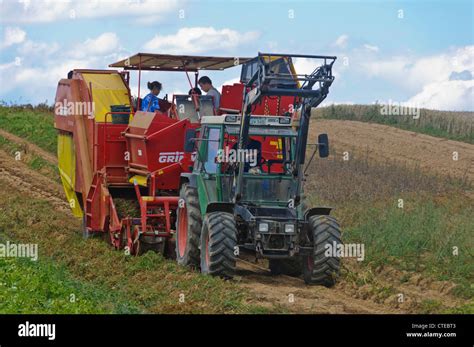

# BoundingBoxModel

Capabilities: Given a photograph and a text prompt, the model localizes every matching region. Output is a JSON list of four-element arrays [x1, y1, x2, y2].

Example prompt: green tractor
[[176, 53, 342, 286]]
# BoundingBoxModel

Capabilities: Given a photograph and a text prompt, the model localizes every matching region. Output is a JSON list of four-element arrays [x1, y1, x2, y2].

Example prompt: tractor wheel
[[269, 258, 302, 276], [200, 212, 237, 279], [303, 215, 342, 287], [175, 184, 202, 267]]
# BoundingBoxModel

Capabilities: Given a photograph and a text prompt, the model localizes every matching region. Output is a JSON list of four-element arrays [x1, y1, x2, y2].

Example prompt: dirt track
[[237, 258, 397, 313], [310, 120, 474, 183], [0, 150, 68, 211], [0, 124, 469, 314], [0, 128, 58, 165]]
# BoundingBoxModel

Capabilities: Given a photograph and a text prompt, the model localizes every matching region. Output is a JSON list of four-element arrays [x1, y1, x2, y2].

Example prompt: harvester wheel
[[131, 226, 165, 255], [121, 221, 133, 254], [303, 215, 342, 287], [269, 258, 302, 276], [200, 212, 237, 279], [175, 184, 202, 267], [108, 229, 122, 250]]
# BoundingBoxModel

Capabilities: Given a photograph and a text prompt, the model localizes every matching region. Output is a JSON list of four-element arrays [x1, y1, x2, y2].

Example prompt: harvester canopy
[[109, 53, 252, 71]]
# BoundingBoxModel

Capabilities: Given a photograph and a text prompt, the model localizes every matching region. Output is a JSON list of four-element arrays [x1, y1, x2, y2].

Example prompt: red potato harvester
[[54, 53, 301, 257]]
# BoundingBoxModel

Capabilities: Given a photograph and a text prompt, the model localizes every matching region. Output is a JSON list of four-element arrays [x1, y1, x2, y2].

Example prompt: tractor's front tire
[[303, 215, 342, 287], [175, 184, 202, 267], [200, 212, 237, 279]]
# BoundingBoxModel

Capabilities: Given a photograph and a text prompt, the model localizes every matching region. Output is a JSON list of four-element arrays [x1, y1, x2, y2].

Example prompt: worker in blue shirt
[[141, 81, 162, 112]]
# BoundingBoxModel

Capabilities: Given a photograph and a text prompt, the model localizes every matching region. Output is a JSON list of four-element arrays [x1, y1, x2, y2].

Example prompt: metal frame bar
[[234, 53, 336, 202]]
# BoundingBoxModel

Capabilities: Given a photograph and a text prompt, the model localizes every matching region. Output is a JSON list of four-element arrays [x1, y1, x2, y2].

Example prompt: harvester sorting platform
[[54, 52, 343, 286]]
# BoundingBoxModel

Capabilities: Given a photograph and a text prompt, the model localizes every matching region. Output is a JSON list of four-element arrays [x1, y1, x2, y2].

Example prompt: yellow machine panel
[[81, 72, 131, 123], [57, 132, 82, 217]]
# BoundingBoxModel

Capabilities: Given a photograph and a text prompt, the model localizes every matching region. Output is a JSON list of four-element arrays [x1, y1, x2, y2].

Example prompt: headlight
[[284, 224, 295, 233], [258, 223, 269, 232]]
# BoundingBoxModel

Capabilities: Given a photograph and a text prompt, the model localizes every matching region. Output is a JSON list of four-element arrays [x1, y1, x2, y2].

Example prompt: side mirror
[[184, 129, 196, 153], [318, 133, 329, 158]]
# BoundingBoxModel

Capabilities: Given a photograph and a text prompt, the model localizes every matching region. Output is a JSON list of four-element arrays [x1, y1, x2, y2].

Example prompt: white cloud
[[143, 27, 260, 54], [0, 60, 19, 71], [293, 58, 324, 76], [0, 31, 127, 102], [361, 46, 473, 91], [406, 80, 473, 111], [363, 44, 379, 52], [0, 56, 99, 98], [0, 0, 182, 24], [333, 35, 349, 49], [2, 27, 26, 48], [18, 40, 60, 57], [72, 32, 120, 58], [361, 56, 410, 81], [293, 57, 342, 81], [359, 45, 473, 110]]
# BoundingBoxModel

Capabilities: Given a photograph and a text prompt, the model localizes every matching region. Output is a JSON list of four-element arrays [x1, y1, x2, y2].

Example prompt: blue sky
[[0, 0, 473, 110]]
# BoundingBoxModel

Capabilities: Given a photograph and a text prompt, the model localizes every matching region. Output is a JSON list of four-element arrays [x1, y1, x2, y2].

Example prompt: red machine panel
[[125, 111, 196, 190], [221, 83, 296, 116], [95, 123, 129, 184], [220, 83, 244, 112], [223, 134, 284, 174]]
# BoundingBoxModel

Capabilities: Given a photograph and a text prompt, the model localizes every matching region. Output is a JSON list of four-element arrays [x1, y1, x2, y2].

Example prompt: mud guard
[[180, 173, 197, 189], [304, 207, 332, 220], [206, 202, 235, 214]]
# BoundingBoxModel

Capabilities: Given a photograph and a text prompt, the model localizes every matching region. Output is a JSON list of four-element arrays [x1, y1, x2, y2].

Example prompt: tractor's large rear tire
[[200, 212, 237, 279], [303, 215, 342, 287], [175, 184, 202, 267], [269, 258, 302, 276]]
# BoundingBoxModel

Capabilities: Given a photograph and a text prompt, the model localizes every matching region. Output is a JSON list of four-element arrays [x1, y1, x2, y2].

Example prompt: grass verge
[[0, 248, 141, 313], [305, 147, 473, 306], [344, 196, 473, 299], [0, 106, 56, 153]]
